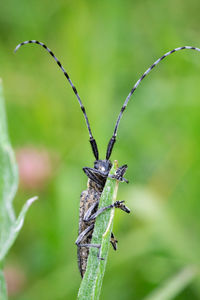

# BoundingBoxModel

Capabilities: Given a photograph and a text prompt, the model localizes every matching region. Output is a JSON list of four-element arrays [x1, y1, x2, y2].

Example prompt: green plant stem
[[77, 161, 119, 300]]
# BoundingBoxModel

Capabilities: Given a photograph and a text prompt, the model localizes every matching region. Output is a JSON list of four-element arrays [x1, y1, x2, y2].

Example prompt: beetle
[[15, 41, 200, 277]]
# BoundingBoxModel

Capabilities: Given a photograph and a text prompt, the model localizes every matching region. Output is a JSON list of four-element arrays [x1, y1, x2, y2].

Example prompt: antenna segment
[[15, 40, 99, 160], [106, 46, 200, 160]]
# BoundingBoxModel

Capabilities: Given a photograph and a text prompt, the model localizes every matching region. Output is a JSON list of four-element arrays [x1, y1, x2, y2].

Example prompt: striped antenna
[[14, 40, 99, 160], [106, 46, 200, 160]]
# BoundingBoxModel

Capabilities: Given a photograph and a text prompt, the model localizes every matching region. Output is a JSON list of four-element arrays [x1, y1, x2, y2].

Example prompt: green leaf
[[0, 79, 18, 260], [0, 269, 7, 300], [77, 161, 120, 300], [0, 195, 38, 262], [0, 79, 37, 299]]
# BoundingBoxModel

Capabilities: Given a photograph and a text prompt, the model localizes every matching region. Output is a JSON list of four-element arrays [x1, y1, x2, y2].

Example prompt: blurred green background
[[1, 0, 200, 299]]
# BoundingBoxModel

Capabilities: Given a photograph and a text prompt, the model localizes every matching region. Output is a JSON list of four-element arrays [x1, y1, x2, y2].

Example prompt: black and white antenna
[[14, 40, 99, 160], [106, 46, 200, 160]]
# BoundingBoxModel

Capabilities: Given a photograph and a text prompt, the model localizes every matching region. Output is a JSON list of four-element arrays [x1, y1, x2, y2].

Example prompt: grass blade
[[77, 161, 120, 300]]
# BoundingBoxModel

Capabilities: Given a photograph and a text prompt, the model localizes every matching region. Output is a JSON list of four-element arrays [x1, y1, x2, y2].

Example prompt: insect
[[15, 41, 200, 277]]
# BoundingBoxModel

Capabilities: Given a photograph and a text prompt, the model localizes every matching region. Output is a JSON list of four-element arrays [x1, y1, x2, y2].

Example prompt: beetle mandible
[[15, 41, 200, 277]]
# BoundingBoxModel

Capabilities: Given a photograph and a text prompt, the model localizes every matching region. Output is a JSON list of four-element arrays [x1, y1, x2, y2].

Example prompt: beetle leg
[[83, 201, 99, 222], [75, 224, 94, 245], [75, 224, 104, 260], [109, 164, 129, 183], [83, 167, 107, 187], [113, 200, 131, 213], [109, 174, 129, 183], [84, 200, 130, 222], [110, 232, 118, 251]]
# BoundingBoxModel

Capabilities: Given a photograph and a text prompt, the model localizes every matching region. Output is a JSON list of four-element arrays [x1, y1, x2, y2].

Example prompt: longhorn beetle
[[15, 41, 200, 277]]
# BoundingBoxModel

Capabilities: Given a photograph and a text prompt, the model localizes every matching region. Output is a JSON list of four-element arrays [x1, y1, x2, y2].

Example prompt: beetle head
[[94, 160, 112, 173]]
